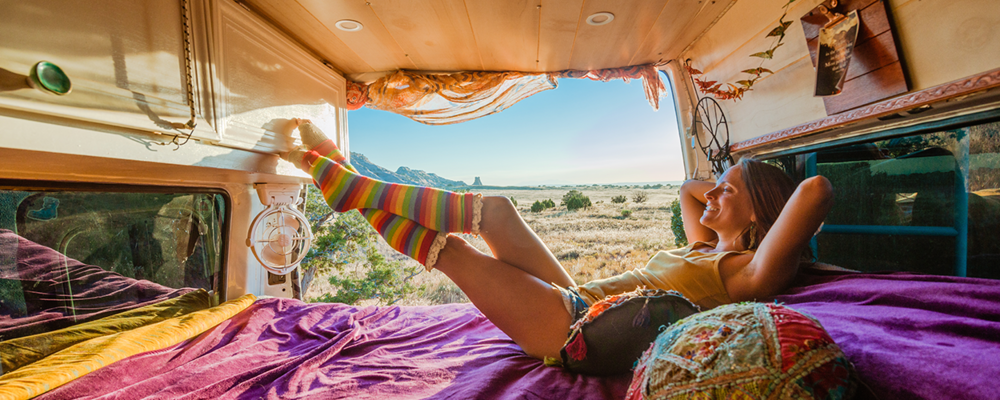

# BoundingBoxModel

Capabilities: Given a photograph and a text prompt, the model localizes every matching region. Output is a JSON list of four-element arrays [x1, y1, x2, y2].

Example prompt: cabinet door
[[210, 0, 347, 154], [0, 0, 218, 142]]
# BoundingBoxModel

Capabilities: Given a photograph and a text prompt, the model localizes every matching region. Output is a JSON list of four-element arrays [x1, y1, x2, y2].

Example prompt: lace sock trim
[[471, 193, 483, 236], [424, 232, 449, 271]]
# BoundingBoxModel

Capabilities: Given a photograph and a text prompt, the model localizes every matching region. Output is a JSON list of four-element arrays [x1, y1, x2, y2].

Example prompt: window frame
[[0, 179, 232, 302]]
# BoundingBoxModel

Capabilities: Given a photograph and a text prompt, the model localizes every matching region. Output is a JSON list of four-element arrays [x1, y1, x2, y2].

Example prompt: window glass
[[776, 120, 999, 279], [967, 122, 1000, 278], [818, 130, 960, 227], [0, 187, 226, 341]]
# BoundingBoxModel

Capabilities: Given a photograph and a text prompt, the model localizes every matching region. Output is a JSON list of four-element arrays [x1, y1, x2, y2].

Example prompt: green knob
[[28, 61, 71, 95]]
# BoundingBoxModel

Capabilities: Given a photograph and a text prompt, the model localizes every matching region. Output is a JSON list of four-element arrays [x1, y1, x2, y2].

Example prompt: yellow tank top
[[574, 241, 752, 309]]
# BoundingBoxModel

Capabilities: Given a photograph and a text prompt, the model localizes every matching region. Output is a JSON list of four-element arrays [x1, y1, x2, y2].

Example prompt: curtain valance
[[345, 63, 667, 125]]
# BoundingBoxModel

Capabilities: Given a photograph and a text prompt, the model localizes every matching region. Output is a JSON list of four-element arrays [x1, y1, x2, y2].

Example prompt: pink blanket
[[38, 298, 630, 399]]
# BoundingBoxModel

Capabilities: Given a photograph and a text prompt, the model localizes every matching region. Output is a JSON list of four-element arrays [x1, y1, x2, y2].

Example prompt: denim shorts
[[551, 284, 589, 322]]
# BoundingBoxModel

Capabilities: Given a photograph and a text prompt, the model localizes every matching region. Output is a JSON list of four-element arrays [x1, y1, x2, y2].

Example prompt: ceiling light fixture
[[586, 12, 614, 26], [335, 19, 364, 32]]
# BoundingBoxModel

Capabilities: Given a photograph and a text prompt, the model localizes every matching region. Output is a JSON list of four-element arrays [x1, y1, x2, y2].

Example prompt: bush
[[670, 198, 688, 247], [562, 190, 592, 211], [531, 199, 557, 212], [509, 196, 517, 207], [621, 209, 632, 218], [611, 195, 628, 204], [632, 191, 648, 204], [314, 246, 421, 305]]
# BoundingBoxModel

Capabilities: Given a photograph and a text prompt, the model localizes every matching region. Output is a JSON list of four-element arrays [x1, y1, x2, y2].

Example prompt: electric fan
[[246, 184, 313, 275]]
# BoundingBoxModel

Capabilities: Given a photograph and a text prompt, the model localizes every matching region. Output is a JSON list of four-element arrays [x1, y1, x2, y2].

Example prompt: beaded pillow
[[557, 289, 701, 376], [625, 302, 856, 400]]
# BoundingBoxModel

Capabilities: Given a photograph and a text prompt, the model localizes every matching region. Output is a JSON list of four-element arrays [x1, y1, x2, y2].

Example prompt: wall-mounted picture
[[815, 10, 860, 96]]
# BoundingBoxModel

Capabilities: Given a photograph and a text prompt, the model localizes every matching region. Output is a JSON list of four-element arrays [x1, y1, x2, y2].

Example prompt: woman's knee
[[481, 196, 519, 227]]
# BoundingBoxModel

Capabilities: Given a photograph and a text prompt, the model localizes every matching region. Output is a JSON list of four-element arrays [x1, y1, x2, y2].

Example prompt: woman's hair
[[736, 158, 798, 253]]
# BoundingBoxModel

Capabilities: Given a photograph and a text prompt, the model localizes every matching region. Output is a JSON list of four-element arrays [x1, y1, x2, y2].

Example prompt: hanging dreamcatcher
[[693, 96, 734, 176], [685, 61, 734, 176]]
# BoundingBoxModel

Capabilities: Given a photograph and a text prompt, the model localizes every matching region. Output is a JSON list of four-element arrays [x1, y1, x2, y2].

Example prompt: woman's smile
[[699, 165, 754, 237]]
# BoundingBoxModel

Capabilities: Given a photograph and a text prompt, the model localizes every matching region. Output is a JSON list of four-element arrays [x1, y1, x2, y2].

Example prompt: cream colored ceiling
[[242, 0, 736, 81]]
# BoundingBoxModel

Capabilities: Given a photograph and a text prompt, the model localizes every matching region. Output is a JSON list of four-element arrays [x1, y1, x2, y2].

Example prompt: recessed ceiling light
[[586, 12, 614, 26], [335, 19, 364, 32]]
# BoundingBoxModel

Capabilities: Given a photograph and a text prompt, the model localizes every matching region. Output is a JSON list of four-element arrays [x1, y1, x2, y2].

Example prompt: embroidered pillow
[[625, 302, 856, 400], [558, 289, 700, 376]]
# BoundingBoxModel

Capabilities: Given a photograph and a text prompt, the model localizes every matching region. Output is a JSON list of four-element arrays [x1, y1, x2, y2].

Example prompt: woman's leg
[[433, 235, 573, 359], [477, 196, 574, 288]]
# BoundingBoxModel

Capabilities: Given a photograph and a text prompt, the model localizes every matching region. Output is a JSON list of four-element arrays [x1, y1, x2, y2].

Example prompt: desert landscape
[[307, 185, 684, 306]]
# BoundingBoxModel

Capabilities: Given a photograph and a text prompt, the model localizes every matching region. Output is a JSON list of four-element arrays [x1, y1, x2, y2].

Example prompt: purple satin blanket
[[31, 268, 1000, 399], [38, 298, 631, 400], [769, 270, 1000, 400]]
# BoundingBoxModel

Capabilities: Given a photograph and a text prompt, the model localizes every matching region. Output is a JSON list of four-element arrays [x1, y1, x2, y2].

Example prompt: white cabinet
[[0, 0, 347, 172]]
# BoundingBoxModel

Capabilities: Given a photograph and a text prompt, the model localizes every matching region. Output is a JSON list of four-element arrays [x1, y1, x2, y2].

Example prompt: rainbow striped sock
[[307, 139, 356, 173], [360, 209, 447, 269], [309, 155, 481, 234]]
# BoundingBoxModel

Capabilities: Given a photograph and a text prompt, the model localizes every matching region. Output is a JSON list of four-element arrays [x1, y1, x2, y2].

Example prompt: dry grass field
[[308, 185, 683, 306]]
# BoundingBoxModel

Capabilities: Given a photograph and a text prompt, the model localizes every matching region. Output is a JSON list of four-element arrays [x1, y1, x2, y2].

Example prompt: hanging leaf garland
[[687, 0, 797, 101]]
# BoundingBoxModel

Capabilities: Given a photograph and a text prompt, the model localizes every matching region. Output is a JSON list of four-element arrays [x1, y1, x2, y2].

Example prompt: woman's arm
[[725, 176, 833, 301], [679, 180, 718, 244]]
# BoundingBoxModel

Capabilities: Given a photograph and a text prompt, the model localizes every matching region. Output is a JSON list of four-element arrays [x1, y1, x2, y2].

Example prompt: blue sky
[[347, 77, 686, 186]]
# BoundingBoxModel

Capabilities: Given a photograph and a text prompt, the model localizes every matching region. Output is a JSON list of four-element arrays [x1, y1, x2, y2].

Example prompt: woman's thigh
[[477, 196, 574, 288], [434, 235, 572, 360]]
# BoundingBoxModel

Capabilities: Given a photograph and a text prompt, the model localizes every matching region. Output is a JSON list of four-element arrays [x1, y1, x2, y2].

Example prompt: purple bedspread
[[38, 298, 631, 400], [30, 267, 1000, 400], [771, 270, 1000, 400]]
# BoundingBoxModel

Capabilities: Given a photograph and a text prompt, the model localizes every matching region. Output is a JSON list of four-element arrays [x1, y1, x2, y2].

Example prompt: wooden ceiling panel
[[630, 0, 736, 66], [465, 0, 541, 72], [537, 0, 585, 72], [570, 0, 670, 70], [243, 0, 372, 73], [368, 0, 482, 71], [296, 0, 415, 72], [242, 0, 739, 76]]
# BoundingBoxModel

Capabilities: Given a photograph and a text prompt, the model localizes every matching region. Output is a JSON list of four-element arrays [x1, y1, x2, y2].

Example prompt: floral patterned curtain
[[346, 63, 667, 125]]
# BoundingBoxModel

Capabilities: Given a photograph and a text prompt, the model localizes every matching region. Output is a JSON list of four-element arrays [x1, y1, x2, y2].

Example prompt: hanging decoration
[[686, 0, 798, 101], [551, 62, 668, 111], [344, 63, 668, 125], [693, 97, 733, 176]]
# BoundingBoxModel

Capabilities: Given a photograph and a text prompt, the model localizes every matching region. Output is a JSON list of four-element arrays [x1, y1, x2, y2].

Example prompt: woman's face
[[700, 165, 755, 235]]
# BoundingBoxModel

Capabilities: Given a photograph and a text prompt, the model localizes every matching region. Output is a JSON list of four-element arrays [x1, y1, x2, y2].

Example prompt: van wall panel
[[726, 57, 828, 142], [681, 0, 1000, 146], [890, 0, 1000, 91]]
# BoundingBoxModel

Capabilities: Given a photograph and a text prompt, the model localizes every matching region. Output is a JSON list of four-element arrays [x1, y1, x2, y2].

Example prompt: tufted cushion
[[558, 289, 701, 376], [626, 302, 856, 400]]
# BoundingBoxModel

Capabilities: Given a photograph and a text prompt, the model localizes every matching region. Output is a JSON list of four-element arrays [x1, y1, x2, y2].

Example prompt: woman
[[283, 120, 833, 361]]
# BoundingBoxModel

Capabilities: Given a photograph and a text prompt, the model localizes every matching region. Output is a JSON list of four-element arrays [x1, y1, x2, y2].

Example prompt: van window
[[0, 185, 226, 341], [767, 120, 1000, 279]]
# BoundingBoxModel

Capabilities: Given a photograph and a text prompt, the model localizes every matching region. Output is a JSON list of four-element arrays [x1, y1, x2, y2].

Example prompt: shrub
[[632, 191, 648, 204], [302, 185, 423, 305], [562, 190, 592, 211], [621, 209, 632, 218], [611, 195, 628, 204], [315, 246, 421, 305], [509, 196, 517, 207], [531, 199, 557, 212], [670, 198, 688, 247]]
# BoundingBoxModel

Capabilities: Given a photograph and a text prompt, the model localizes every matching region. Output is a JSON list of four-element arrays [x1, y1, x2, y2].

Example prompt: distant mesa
[[472, 177, 483, 186], [349, 152, 467, 188]]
